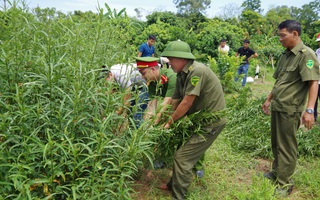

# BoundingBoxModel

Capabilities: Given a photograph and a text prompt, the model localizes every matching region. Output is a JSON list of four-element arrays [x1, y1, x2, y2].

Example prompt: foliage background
[[0, 0, 319, 199]]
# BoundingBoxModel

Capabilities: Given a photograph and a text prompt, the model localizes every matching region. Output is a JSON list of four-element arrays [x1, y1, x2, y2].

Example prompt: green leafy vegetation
[[1, 1, 319, 199]]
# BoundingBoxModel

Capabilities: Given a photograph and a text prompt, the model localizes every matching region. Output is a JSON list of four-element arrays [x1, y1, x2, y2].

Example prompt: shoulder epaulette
[[188, 65, 194, 72]]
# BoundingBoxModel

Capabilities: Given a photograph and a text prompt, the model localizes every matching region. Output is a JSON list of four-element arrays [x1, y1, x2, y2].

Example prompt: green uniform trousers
[[270, 111, 301, 186], [171, 121, 226, 200]]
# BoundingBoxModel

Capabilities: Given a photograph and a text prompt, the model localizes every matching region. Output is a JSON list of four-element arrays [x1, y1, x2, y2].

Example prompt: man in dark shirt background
[[234, 39, 258, 86]]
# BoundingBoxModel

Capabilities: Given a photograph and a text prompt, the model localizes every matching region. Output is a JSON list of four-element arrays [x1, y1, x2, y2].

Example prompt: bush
[[0, 6, 152, 199]]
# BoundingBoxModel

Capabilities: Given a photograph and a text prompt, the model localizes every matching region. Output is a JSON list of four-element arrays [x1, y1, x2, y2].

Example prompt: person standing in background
[[138, 34, 156, 57], [218, 39, 229, 54], [234, 39, 258, 86]]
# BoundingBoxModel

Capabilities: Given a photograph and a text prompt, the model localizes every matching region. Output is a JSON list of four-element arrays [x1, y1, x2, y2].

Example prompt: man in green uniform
[[160, 40, 226, 200], [136, 57, 176, 124], [262, 20, 320, 196], [136, 56, 177, 169]]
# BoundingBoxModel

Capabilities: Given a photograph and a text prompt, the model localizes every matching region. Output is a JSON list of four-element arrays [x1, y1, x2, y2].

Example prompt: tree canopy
[[241, 0, 262, 14], [173, 0, 211, 15]]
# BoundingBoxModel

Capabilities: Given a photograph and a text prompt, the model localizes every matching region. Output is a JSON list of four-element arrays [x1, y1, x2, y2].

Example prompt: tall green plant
[[0, 4, 155, 199], [208, 54, 242, 93]]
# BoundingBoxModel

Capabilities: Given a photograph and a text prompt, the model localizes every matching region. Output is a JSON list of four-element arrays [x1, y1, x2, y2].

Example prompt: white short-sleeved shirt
[[110, 63, 145, 89], [218, 45, 230, 53]]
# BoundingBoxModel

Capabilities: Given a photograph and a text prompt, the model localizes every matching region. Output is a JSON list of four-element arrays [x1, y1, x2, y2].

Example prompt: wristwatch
[[305, 108, 314, 114]]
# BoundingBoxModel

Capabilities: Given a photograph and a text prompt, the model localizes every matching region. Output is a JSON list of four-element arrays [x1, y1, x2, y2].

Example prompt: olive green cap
[[161, 40, 195, 60]]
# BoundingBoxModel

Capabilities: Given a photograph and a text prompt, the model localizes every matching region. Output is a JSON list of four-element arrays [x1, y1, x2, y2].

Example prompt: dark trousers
[[270, 111, 301, 186]]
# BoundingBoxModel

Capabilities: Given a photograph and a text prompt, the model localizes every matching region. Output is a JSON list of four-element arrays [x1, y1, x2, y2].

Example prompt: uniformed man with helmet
[[160, 40, 227, 200]]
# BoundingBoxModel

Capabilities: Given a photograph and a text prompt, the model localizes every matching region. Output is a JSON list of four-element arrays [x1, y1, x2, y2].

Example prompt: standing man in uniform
[[235, 39, 258, 86], [262, 20, 320, 196], [313, 33, 320, 122], [160, 40, 227, 200], [138, 35, 156, 57]]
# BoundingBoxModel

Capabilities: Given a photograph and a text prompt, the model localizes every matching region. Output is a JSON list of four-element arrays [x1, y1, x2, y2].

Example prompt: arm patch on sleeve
[[191, 76, 200, 86], [306, 60, 314, 69]]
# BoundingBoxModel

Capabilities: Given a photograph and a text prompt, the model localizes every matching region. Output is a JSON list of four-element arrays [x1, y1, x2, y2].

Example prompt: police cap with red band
[[135, 57, 159, 68]]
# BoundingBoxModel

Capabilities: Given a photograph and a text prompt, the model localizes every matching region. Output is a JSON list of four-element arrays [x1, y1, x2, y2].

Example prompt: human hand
[[302, 112, 314, 130], [262, 101, 271, 115], [162, 119, 173, 129], [154, 113, 162, 125], [164, 122, 170, 129]]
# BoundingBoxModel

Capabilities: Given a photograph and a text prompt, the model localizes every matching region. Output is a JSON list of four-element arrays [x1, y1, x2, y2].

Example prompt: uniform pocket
[[282, 65, 298, 82]]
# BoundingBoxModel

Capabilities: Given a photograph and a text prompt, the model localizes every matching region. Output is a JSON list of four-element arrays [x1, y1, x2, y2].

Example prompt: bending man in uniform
[[135, 57, 176, 124], [102, 63, 148, 127], [160, 40, 227, 200]]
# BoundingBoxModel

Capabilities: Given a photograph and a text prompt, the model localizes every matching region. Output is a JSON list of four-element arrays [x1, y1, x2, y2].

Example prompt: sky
[[20, 0, 313, 19]]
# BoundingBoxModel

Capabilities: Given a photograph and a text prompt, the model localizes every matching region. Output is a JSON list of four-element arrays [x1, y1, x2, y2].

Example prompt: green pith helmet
[[161, 40, 195, 60]]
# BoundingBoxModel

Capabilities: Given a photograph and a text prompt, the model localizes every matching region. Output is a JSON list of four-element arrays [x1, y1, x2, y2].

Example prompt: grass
[[131, 76, 320, 200]]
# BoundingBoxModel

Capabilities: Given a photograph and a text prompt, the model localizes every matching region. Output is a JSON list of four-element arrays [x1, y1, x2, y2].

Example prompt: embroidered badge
[[191, 76, 200, 86], [161, 74, 169, 84], [306, 60, 314, 69]]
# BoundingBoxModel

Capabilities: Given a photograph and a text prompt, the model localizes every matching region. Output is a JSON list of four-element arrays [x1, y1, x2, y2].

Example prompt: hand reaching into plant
[[164, 120, 172, 129], [154, 112, 162, 124]]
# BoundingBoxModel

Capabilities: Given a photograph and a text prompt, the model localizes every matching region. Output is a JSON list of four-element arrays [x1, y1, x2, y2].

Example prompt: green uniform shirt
[[148, 68, 177, 99], [271, 41, 320, 113], [172, 60, 226, 115]]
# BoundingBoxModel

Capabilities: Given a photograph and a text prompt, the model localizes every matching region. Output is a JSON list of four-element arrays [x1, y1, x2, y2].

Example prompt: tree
[[294, 0, 320, 38], [195, 19, 244, 58], [217, 3, 242, 20], [239, 9, 264, 36], [146, 11, 179, 26], [264, 6, 293, 37], [134, 8, 143, 20], [173, 0, 211, 15], [178, 11, 207, 32], [241, 0, 262, 14]]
